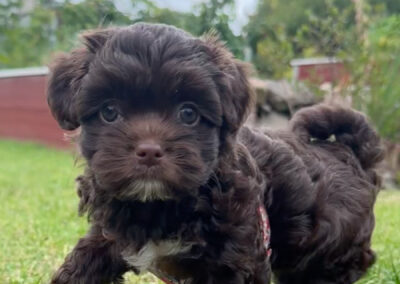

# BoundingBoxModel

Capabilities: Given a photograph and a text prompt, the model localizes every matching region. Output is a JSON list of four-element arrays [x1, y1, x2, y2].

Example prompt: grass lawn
[[0, 140, 399, 284]]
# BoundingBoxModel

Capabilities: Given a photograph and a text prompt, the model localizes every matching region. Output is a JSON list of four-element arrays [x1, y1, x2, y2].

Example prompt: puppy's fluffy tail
[[290, 104, 384, 171]]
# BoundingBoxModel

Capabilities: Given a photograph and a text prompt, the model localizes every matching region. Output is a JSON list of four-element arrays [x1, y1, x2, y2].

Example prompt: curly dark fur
[[47, 23, 383, 284], [240, 104, 384, 284]]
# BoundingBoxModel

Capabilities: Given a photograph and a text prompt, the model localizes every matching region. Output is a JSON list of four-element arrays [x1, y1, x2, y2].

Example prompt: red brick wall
[[0, 75, 71, 148]]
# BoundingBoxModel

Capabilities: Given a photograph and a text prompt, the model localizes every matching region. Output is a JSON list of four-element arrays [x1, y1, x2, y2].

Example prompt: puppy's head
[[47, 23, 253, 201]]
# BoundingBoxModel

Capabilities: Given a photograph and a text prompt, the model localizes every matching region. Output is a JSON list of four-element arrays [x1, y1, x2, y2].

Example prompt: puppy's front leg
[[51, 226, 128, 284]]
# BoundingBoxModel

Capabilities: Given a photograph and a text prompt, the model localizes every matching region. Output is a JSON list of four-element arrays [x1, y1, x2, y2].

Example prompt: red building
[[0, 67, 70, 148], [290, 57, 349, 85]]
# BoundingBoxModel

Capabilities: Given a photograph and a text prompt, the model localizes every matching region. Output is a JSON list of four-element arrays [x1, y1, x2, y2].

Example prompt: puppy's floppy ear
[[201, 33, 254, 134], [47, 28, 115, 130]]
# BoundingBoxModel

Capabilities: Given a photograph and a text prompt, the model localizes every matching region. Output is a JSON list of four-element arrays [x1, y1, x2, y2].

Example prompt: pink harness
[[257, 205, 272, 258]]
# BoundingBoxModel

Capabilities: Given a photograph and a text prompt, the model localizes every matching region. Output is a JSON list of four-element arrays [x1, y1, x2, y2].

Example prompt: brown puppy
[[47, 23, 383, 284], [48, 23, 270, 284]]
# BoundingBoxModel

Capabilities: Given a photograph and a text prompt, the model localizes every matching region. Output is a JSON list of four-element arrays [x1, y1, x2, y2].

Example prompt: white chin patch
[[121, 179, 171, 202]]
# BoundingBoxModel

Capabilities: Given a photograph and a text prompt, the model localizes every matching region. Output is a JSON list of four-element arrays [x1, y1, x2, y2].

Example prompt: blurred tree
[[245, 0, 353, 78], [347, 15, 400, 142], [0, 1, 55, 67], [252, 26, 294, 79], [245, 0, 400, 79], [369, 0, 400, 15], [245, 0, 349, 78], [131, 0, 201, 36], [0, 0, 244, 67], [53, 0, 131, 50], [295, 0, 356, 57], [245, 0, 400, 141], [130, 0, 244, 57], [245, 0, 355, 77], [0, 0, 131, 67], [196, 0, 244, 58], [246, 0, 353, 50]]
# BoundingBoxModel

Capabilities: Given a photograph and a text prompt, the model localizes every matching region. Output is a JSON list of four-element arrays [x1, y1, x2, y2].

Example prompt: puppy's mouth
[[134, 164, 165, 179]]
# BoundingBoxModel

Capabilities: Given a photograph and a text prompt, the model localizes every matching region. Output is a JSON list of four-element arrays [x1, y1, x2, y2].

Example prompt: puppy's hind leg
[[50, 226, 129, 284]]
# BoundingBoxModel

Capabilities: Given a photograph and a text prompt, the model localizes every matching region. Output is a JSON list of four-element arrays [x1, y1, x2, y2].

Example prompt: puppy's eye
[[178, 105, 199, 126], [100, 105, 119, 123]]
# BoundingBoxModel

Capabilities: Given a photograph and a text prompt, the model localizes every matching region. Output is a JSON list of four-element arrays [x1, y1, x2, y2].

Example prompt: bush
[[344, 15, 400, 142]]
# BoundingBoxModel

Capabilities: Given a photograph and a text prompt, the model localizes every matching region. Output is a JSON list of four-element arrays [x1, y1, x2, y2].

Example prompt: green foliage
[[0, 0, 131, 68], [294, 3, 400, 142], [246, 0, 348, 44], [0, 0, 245, 67], [131, 0, 244, 58], [0, 1, 55, 67], [253, 27, 293, 79], [246, 0, 400, 141], [245, 0, 353, 50], [368, 15, 400, 54], [53, 0, 131, 51], [369, 0, 400, 15], [345, 15, 400, 142], [132, 2, 199, 34], [245, 0, 354, 77], [295, 0, 356, 57], [195, 0, 244, 58]]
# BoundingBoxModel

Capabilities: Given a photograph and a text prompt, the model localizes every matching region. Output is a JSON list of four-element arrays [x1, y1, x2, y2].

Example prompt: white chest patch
[[122, 239, 192, 273]]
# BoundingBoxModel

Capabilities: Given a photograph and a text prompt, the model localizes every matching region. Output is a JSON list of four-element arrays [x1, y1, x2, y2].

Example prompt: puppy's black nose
[[136, 142, 164, 167]]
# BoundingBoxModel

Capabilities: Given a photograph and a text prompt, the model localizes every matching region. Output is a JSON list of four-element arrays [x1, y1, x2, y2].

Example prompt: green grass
[[0, 140, 399, 283], [358, 190, 400, 284]]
